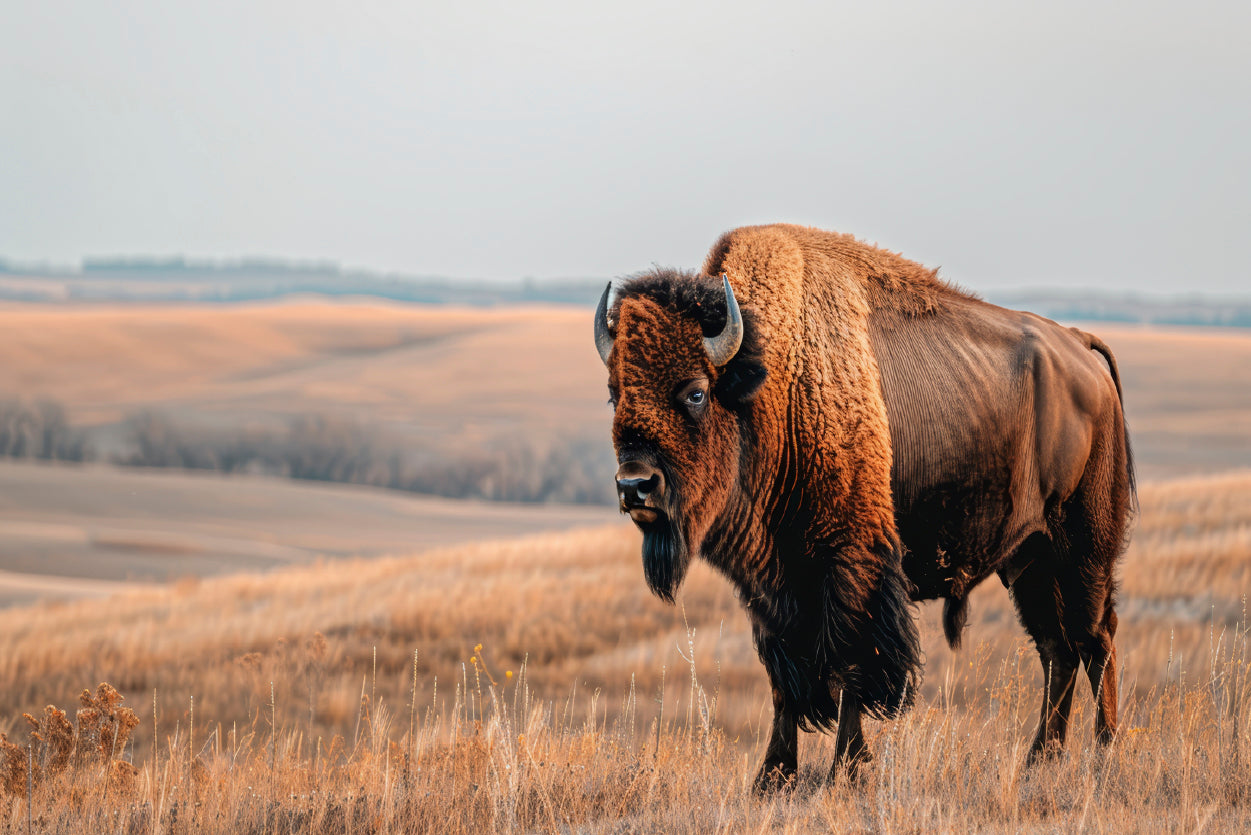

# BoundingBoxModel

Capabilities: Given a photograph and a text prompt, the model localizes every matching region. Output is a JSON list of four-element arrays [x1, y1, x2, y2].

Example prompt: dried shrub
[[76, 683, 140, 765], [119, 412, 616, 505], [0, 398, 92, 462], [24, 705, 74, 777]]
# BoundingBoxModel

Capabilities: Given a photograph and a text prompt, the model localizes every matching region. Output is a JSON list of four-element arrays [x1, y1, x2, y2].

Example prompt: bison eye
[[676, 378, 710, 418]]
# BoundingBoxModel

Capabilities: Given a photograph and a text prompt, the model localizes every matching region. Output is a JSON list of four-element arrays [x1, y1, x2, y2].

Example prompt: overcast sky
[[2, 1, 1247, 293]]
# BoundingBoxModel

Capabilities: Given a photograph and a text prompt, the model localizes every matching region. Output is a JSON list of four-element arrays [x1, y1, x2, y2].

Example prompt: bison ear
[[715, 359, 767, 406]]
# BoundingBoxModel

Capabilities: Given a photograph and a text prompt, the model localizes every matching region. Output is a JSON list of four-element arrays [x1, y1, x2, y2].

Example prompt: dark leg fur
[[1080, 606, 1119, 745], [1060, 500, 1122, 748], [753, 684, 798, 794], [1008, 544, 1081, 763], [828, 691, 871, 781], [1028, 640, 1081, 763], [752, 543, 919, 791], [827, 552, 922, 721], [754, 553, 921, 734], [1011, 522, 1122, 764]]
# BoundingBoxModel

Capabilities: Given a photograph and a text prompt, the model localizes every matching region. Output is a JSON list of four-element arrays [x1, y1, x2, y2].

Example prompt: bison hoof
[[1025, 739, 1065, 767], [752, 764, 796, 795], [828, 746, 873, 783]]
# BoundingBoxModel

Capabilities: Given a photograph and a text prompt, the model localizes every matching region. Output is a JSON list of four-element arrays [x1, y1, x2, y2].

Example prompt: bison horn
[[594, 282, 614, 366], [703, 274, 744, 367]]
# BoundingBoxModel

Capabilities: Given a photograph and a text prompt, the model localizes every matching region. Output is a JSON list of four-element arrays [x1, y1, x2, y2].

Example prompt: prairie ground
[[0, 460, 608, 608], [1, 470, 1249, 832]]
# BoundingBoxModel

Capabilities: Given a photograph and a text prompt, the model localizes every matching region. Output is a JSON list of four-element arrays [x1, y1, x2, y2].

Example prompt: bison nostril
[[616, 474, 662, 509]]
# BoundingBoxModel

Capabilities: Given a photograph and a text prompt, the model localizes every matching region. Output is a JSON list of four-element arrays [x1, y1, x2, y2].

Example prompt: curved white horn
[[593, 282, 614, 365], [703, 274, 743, 367]]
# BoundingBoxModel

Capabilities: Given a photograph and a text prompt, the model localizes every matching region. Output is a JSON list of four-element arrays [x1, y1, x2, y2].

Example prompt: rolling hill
[[1, 300, 1249, 481]]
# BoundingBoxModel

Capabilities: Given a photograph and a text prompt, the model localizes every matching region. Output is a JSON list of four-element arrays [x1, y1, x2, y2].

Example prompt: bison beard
[[640, 513, 688, 603]]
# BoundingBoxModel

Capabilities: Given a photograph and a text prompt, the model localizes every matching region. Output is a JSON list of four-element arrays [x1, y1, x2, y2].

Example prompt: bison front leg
[[828, 690, 872, 781], [753, 683, 798, 794]]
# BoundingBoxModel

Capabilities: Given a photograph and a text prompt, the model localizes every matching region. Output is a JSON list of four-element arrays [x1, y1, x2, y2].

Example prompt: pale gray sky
[[2, 1, 1247, 292]]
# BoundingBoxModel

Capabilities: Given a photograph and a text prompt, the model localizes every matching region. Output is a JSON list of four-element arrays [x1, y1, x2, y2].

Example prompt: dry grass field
[[1, 470, 1249, 832], [1, 301, 1250, 830], [0, 461, 608, 608]]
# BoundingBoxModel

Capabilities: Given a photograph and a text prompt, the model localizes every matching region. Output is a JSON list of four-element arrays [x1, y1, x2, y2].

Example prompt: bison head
[[595, 271, 767, 601]]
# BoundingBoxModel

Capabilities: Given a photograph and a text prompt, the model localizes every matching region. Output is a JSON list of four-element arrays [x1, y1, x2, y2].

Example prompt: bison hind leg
[[1007, 535, 1082, 763], [1057, 520, 1122, 748], [1077, 605, 1119, 747], [942, 594, 970, 649]]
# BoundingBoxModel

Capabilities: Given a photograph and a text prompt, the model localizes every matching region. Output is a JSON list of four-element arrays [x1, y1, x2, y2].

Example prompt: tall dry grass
[[1, 471, 1249, 831]]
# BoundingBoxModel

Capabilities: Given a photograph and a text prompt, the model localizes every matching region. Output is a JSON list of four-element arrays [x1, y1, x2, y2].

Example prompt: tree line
[[0, 398, 615, 506]]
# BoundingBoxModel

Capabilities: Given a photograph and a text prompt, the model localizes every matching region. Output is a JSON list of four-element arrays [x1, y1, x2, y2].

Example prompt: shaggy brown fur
[[600, 223, 1135, 790]]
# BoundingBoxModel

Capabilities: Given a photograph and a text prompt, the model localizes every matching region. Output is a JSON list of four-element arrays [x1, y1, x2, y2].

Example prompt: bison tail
[[942, 594, 969, 650], [1086, 332, 1138, 511]]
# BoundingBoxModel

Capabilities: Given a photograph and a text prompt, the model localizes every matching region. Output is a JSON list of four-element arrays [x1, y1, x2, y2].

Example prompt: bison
[[593, 224, 1134, 789]]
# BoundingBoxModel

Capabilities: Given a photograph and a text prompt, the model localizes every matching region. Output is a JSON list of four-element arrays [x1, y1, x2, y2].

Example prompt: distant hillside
[[0, 300, 619, 504], [3, 256, 1248, 325], [988, 290, 1251, 329], [0, 256, 604, 305]]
